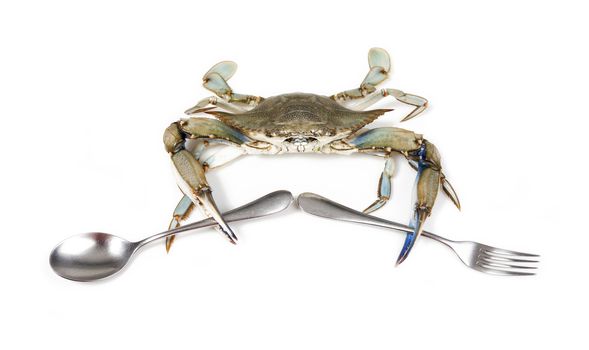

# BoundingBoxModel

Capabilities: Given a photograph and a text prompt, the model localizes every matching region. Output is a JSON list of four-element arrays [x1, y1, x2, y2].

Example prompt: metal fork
[[297, 192, 539, 276]]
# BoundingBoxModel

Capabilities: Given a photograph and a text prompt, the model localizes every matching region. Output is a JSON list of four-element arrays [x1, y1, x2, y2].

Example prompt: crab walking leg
[[350, 89, 428, 122], [163, 118, 252, 244], [330, 48, 428, 122], [331, 48, 390, 101], [346, 127, 448, 265], [166, 143, 246, 251], [185, 96, 249, 115], [166, 195, 194, 251], [364, 156, 395, 214], [200, 60, 264, 107]]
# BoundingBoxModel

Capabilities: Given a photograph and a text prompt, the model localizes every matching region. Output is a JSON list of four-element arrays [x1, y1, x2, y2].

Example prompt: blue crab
[[163, 48, 460, 264]]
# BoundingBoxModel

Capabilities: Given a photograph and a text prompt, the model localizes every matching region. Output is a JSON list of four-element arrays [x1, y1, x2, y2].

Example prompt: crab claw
[[169, 149, 238, 245], [396, 143, 440, 266], [396, 207, 428, 265], [441, 174, 461, 210], [201, 189, 238, 244]]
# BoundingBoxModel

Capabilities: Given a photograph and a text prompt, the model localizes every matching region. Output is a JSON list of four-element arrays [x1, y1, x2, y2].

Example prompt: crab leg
[[168, 100, 251, 250], [185, 96, 249, 115], [163, 118, 252, 245], [351, 89, 428, 122], [166, 195, 194, 251], [331, 48, 389, 100], [331, 47, 428, 121], [364, 156, 395, 214], [166, 142, 245, 251], [200, 60, 264, 106], [345, 127, 458, 265]]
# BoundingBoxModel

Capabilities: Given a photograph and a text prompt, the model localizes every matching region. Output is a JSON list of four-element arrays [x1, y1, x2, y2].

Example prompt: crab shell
[[205, 92, 391, 153]]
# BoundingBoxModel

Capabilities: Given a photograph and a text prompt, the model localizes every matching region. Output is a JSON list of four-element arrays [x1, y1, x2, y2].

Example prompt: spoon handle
[[137, 190, 294, 248]]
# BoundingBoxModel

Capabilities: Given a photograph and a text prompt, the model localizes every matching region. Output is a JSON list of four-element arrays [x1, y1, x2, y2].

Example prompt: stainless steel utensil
[[50, 190, 294, 281], [297, 192, 539, 275]]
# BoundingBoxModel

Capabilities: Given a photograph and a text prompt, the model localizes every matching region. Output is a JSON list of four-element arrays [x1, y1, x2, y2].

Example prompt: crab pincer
[[163, 120, 251, 245], [347, 128, 459, 265], [170, 149, 238, 244], [396, 144, 440, 265]]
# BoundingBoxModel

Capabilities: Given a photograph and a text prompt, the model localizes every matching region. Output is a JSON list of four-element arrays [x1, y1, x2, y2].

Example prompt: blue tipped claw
[[396, 207, 427, 265], [396, 143, 436, 266]]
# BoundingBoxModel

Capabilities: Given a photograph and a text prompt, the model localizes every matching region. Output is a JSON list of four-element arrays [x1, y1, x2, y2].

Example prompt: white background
[[1, 1, 587, 349]]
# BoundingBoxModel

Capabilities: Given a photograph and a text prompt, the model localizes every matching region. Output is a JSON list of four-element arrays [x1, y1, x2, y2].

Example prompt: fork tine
[[481, 246, 540, 257], [479, 251, 540, 263], [475, 263, 536, 276], [478, 257, 538, 270]]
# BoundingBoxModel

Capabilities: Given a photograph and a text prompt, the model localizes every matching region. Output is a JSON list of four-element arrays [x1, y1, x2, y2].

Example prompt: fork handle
[[297, 192, 454, 245]]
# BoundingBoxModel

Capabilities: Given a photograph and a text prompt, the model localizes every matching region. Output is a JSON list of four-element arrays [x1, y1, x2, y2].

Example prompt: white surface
[[1, 1, 587, 349]]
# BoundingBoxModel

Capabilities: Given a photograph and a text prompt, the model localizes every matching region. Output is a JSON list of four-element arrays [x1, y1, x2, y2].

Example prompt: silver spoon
[[50, 190, 294, 282]]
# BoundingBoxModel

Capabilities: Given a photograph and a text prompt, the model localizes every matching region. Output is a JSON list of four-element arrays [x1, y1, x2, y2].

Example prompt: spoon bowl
[[50, 190, 294, 281], [50, 232, 137, 281]]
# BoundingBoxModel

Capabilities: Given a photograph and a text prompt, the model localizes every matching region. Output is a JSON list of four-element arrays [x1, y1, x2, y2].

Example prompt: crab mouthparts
[[284, 137, 318, 152]]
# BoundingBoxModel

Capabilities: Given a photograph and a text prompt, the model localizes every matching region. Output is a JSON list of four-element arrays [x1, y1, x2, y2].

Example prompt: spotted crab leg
[[163, 118, 252, 245], [331, 48, 428, 122], [343, 127, 460, 265]]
